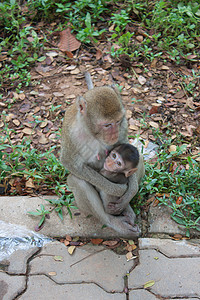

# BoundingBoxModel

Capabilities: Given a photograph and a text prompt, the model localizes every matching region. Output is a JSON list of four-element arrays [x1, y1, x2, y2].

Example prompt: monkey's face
[[104, 150, 125, 172], [94, 116, 124, 146]]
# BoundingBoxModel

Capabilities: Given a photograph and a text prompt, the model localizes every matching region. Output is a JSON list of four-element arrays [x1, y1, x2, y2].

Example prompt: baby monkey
[[99, 144, 139, 216]]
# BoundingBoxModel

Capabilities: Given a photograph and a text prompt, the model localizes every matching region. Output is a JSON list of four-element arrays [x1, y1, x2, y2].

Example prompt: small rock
[[136, 35, 143, 42]]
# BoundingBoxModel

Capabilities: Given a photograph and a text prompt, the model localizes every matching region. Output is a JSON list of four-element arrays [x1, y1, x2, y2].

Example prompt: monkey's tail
[[84, 71, 94, 90]]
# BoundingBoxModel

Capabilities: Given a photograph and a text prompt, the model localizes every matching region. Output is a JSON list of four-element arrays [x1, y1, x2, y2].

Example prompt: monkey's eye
[[112, 153, 116, 158], [117, 161, 121, 166], [104, 124, 111, 128]]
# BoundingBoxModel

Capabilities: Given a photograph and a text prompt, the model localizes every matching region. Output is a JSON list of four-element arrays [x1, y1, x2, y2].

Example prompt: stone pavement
[[0, 238, 200, 300], [0, 196, 200, 299]]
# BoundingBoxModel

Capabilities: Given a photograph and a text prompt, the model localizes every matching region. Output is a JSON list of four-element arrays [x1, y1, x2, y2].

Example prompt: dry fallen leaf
[[38, 135, 49, 144], [176, 196, 183, 205], [91, 238, 103, 245], [153, 198, 160, 207], [169, 145, 177, 152], [48, 272, 57, 276], [22, 128, 33, 135], [185, 97, 195, 110], [126, 251, 133, 261], [58, 28, 81, 52], [96, 49, 103, 60], [68, 245, 76, 255], [172, 234, 183, 240], [129, 124, 139, 131], [138, 75, 146, 85], [65, 235, 72, 241], [40, 120, 48, 128], [25, 178, 35, 188], [126, 110, 132, 119], [149, 106, 159, 115], [102, 240, 119, 247], [71, 68, 80, 75], [54, 255, 64, 262], [149, 121, 159, 129], [64, 240, 70, 246], [13, 119, 20, 126]]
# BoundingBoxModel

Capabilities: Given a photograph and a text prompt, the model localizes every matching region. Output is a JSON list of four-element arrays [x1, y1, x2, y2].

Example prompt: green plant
[[45, 193, 77, 220], [76, 12, 105, 43], [28, 204, 51, 228], [133, 132, 200, 236], [110, 9, 130, 32], [0, 125, 67, 191]]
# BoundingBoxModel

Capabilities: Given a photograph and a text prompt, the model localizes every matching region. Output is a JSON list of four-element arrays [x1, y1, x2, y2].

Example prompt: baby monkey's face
[[103, 150, 125, 173]]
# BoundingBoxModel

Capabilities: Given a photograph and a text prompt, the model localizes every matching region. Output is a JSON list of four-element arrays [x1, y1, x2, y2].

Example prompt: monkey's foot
[[108, 214, 141, 237]]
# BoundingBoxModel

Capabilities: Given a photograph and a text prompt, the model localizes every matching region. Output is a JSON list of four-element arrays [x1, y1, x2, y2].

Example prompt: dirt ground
[[1, 47, 200, 158]]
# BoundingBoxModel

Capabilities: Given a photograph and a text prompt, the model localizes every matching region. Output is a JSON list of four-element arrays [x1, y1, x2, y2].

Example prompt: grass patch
[[0, 127, 77, 228], [1, 0, 199, 91], [132, 129, 200, 237]]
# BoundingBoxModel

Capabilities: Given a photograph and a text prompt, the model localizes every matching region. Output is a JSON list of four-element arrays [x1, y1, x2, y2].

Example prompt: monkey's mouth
[[103, 161, 110, 171]]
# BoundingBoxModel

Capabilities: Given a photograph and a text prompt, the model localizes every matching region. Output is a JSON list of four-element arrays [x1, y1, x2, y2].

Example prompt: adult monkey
[[60, 72, 144, 237]]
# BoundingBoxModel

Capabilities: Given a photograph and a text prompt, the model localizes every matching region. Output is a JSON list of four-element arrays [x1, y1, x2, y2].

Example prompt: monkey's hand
[[118, 174, 139, 206], [106, 201, 125, 215]]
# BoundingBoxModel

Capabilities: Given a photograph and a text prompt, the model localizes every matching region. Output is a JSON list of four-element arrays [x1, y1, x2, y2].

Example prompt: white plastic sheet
[[0, 220, 52, 261]]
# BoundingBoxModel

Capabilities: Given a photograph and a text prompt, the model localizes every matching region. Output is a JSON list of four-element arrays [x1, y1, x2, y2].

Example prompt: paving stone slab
[[0, 196, 131, 238], [129, 290, 200, 300], [129, 289, 157, 299], [139, 238, 200, 257], [20, 275, 125, 300], [0, 248, 38, 274], [129, 249, 200, 298], [0, 272, 26, 300], [29, 241, 134, 293], [148, 204, 200, 237]]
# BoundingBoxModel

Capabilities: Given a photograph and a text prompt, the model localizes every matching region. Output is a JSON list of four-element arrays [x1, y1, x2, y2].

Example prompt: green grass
[[0, 126, 77, 228], [132, 127, 200, 237], [1, 0, 199, 91]]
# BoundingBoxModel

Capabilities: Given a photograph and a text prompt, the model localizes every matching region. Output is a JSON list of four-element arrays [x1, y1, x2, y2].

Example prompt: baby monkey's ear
[[124, 168, 138, 178]]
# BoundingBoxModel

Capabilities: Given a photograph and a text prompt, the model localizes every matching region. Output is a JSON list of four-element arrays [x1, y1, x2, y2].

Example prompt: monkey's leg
[[67, 174, 140, 237]]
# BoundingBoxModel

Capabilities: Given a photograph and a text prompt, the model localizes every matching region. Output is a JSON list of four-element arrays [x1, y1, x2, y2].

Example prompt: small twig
[[70, 248, 105, 267]]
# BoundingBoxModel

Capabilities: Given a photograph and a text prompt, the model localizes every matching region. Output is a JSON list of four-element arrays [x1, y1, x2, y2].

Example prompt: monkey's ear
[[124, 168, 138, 177], [76, 96, 87, 115]]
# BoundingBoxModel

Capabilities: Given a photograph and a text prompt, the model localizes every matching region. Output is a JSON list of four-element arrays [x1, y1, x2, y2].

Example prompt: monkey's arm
[[63, 160, 127, 197], [106, 174, 138, 215], [106, 155, 145, 215]]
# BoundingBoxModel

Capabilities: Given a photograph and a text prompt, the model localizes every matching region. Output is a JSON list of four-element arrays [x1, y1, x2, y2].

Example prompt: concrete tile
[[129, 249, 200, 298], [139, 238, 200, 257], [20, 275, 125, 300], [0, 272, 26, 300], [29, 241, 135, 292], [148, 204, 200, 237], [1, 248, 38, 274], [129, 289, 157, 299], [0, 196, 131, 238], [129, 290, 200, 300]]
